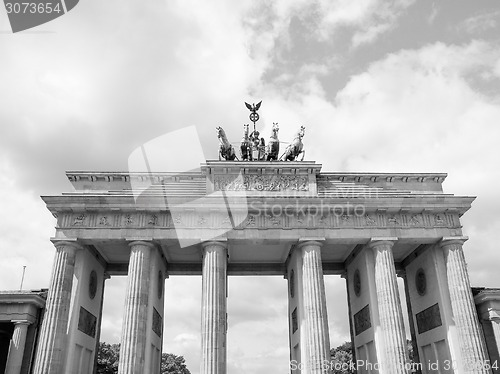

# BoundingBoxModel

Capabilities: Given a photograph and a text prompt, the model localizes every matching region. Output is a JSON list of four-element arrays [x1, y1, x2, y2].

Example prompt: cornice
[[0, 291, 47, 308]]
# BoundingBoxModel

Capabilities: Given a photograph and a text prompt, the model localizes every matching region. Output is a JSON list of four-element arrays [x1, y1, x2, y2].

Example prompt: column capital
[[396, 268, 407, 278], [367, 237, 398, 250], [200, 239, 228, 249], [439, 236, 468, 248], [296, 237, 325, 250], [12, 320, 31, 326], [50, 239, 85, 253], [127, 240, 158, 250]]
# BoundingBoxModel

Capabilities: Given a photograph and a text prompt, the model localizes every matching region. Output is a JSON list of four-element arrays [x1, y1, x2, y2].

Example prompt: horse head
[[242, 124, 249, 140], [296, 125, 305, 140], [271, 122, 279, 137], [216, 126, 226, 140]]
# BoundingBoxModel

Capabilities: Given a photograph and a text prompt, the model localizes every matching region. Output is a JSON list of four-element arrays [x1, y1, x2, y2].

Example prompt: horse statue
[[266, 122, 280, 161], [240, 124, 252, 161], [216, 126, 237, 161], [280, 125, 305, 161]]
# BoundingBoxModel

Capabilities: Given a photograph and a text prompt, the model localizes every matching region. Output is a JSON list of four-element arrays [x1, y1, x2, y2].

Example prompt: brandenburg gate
[[30, 109, 493, 374], [31, 161, 492, 374]]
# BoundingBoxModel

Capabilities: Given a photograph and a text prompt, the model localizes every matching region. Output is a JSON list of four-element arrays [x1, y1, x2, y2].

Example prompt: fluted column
[[200, 241, 227, 374], [33, 241, 81, 374], [441, 238, 491, 374], [5, 321, 31, 374], [299, 240, 330, 374], [493, 319, 500, 360], [369, 239, 409, 374], [118, 241, 154, 374]]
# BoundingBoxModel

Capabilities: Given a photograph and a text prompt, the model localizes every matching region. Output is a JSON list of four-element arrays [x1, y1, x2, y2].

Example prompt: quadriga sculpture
[[266, 122, 280, 161], [216, 126, 237, 161], [280, 126, 305, 161]]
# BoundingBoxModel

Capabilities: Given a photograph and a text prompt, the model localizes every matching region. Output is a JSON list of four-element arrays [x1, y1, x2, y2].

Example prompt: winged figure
[[245, 101, 262, 113]]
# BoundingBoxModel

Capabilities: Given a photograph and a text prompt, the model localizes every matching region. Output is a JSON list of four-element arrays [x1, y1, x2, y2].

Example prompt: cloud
[[352, 22, 393, 47], [265, 0, 416, 47], [427, 3, 439, 25], [461, 11, 500, 35], [0, 0, 261, 193], [0, 159, 56, 291]]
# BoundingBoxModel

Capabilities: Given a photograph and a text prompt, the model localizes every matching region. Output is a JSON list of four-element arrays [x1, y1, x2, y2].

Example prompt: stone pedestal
[[369, 239, 409, 374], [33, 241, 81, 374], [299, 240, 331, 374], [200, 241, 227, 374], [118, 241, 156, 374], [441, 238, 491, 374], [5, 321, 30, 374]]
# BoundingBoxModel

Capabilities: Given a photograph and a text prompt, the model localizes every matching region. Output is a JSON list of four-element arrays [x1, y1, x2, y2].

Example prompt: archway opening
[[324, 275, 351, 354], [100, 275, 202, 373], [227, 276, 289, 374]]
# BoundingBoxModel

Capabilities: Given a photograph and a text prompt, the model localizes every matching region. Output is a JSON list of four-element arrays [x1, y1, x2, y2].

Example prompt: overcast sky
[[1, 1, 500, 373]]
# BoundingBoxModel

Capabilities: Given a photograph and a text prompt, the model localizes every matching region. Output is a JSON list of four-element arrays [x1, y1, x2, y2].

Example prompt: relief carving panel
[[78, 307, 97, 338], [354, 304, 371, 336], [213, 175, 309, 192], [416, 303, 442, 334], [152, 307, 162, 337]]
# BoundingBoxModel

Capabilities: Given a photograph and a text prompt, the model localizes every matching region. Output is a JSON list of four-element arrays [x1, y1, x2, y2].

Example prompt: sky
[[1, 0, 500, 373]]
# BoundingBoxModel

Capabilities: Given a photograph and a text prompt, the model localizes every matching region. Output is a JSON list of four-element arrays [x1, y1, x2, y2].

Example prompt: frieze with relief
[[213, 175, 309, 192], [58, 210, 460, 230]]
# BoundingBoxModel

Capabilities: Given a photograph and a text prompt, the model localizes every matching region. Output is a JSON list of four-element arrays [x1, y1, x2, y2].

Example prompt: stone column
[[5, 321, 31, 374], [118, 241, 155, 374], [33, 241, 81, 374], [94, 273, 110, 374], [298, 240, 330, 374], [369, 239, 408, 374], [484, 318, 500, 373], [493, 319, 500, 358], [200, 241, 227, 374], [341, 273, 357, 366], [441, 238, 491, 374], [400, 271, 421, 374]]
